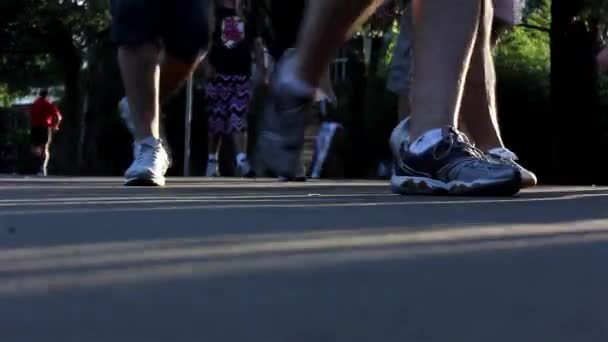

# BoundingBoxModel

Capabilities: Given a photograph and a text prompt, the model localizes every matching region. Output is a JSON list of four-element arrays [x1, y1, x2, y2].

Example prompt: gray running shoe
[[256, 55, 314, 180], [391, 127, 521, 196]]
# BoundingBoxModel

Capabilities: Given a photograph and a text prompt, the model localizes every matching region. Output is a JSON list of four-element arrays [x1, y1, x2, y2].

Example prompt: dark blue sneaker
[[391, 127, 521, 196]]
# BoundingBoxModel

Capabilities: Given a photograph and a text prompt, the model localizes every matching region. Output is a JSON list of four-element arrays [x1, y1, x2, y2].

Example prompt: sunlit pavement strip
[[1, 219, 608, 297]]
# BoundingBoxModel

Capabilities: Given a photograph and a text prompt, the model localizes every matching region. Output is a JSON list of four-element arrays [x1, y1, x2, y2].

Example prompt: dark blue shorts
[[110, 0, 213, 61]]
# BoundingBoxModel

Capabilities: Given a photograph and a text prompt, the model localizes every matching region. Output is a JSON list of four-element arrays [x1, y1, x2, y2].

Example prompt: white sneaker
[[237, 159, 255, 178], [119, 97, 173, 167], [206, 159, 219, 177], [124, 137, 170, 186]]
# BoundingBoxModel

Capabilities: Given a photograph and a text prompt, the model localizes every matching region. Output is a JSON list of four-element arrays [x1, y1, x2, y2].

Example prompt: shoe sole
[[242, 171, 257, 178], [277, 175, 307, 182], [124, 177, 165, 187], [256, 132, 303, 179], [391, 174, 521, 196]]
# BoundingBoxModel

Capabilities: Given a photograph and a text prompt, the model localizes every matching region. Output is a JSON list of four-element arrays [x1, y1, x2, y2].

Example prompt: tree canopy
[[0, 0, 110, 99]]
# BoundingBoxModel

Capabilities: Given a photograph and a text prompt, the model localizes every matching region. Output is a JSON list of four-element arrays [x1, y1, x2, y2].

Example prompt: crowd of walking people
[[33, 0, 572, 196]]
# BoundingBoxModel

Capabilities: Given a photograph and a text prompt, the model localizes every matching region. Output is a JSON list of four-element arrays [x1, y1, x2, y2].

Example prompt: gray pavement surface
[[1, 177, 608, 342]]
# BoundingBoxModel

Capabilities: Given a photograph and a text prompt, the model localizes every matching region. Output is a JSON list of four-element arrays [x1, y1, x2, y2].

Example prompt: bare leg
[[231, 132, 247, 156], [258, 0, 385, 180], [293, 0, 385, 87], [118, 44, 162, 141], [42, 144, 50, 175], [231, 131, 255, 177], [408, 0, 482, 141], [208, 134, 221, 157], [390, 0, 521, 196], [206, 133, 221, 177], [119, 45, 203, 141], [460, 16, 507, 151]]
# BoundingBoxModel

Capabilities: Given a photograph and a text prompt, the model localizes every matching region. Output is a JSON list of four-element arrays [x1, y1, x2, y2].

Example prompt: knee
[[119, 44, 161, 65]]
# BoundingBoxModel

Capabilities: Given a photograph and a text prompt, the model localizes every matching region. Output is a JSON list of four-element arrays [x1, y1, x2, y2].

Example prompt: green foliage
[[0, 84, 15, 107], [495, 26, 550, 91], [495, 0, 551, 89], [0, 0, 111, 98]]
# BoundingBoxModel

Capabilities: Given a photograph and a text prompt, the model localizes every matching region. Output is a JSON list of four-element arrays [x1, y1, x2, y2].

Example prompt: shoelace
[[135, 142, 161, 167], [432, 131, 488, 161], [488, 148, 519, 161]]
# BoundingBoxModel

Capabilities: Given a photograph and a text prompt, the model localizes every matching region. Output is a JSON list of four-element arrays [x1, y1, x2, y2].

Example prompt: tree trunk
[[48, 27, 83, 175], [80, 35, 131, 176], [550, 0, 601, 185]]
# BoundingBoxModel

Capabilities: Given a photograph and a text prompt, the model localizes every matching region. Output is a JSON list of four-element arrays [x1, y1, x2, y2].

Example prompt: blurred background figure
[[29, 89, 62, 176], [204, 0, 266, 178]]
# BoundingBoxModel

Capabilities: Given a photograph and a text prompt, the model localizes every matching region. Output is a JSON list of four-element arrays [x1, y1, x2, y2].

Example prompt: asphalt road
[[1, 177, 608, 342]]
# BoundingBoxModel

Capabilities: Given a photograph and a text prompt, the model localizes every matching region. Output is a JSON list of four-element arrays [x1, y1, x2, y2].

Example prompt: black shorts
[[110, 0, 213, 61], [30, 127, 51, 146]]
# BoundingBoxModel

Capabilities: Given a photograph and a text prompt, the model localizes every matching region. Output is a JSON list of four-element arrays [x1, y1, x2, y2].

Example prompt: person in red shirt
[[29, 89, 62, 176]]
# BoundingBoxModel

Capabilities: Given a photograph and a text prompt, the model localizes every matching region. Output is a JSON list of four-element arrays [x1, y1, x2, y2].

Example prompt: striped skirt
[[206, 74, 252, 135]]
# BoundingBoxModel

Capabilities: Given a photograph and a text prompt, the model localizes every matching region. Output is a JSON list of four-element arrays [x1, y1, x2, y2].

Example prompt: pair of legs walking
[[30, 127, 52, 176], [387, 0, 536, 188], [256, 0, 523, 195], [111, 0, 211, 185], [205, 73, 254, 178]]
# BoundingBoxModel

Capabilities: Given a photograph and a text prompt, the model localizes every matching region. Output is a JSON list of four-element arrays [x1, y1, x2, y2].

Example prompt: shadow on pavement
[[1, 221, 608, 342], [1, 181, 608, 341]]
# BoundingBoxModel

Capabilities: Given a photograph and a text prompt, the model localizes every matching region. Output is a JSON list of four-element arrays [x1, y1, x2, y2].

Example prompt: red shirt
[[30, 97, 62, 129]]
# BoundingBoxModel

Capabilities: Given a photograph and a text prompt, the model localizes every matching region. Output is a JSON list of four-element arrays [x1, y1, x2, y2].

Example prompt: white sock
[[208, 153, 218, 162], [277, 55, 315, 98], [408, 128, 444, 155], [236, 153, 247, 164]]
